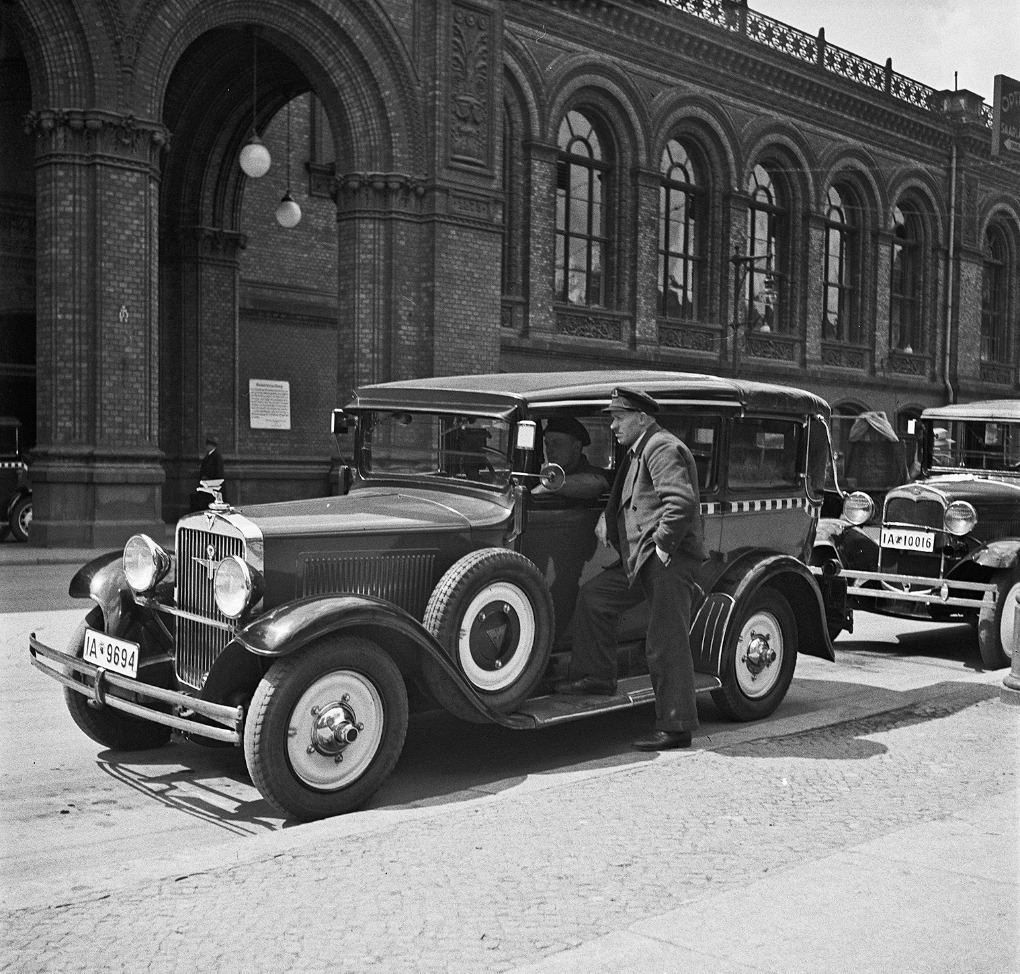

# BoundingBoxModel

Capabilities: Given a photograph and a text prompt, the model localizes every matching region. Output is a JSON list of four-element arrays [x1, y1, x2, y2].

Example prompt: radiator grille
[[175, 526, 245, 688], [301, 551, 436, 618], [885, 496, 944, 529]]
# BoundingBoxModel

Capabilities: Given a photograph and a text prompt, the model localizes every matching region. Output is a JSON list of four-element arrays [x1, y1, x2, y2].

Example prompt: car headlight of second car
[[842, 491, 874, 526], [214, 555, 259, 619], [123, 534, 172, 593], [943, 500, 977, 536]]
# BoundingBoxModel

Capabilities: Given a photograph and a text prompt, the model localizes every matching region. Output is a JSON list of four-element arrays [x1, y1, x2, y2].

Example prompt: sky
[[752, 1, 1020, 104]]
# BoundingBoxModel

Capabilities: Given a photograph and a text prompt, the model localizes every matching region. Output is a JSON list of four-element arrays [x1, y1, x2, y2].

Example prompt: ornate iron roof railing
[[657, 0, 994, 128]]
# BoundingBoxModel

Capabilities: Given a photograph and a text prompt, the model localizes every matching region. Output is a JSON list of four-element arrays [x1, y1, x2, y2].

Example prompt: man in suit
[[554, 387, 708, 751], [190, 435, 226, 511]]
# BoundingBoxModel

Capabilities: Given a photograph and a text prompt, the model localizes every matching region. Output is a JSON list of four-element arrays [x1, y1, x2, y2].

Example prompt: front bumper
[[29, 634, 244, 745], [811, 566, 996, 611]]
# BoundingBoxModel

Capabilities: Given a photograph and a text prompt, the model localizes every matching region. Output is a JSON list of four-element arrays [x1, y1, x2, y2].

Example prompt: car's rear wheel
[[711, 588, 797, 721], [63, 613, 174, 750], [422, 548, 554, 720], [977, 567, 1019, 669], [10, 495, 31, 542], [244, 637, 408, 821]]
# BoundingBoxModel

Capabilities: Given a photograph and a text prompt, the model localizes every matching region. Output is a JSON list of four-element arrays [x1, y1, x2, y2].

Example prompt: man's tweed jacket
[[605, 422, 708, 581]]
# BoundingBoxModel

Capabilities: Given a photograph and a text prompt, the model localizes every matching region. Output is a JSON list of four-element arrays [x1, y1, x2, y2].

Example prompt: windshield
[[361, 411, 513, 487], [926, 419, 1020, 474]]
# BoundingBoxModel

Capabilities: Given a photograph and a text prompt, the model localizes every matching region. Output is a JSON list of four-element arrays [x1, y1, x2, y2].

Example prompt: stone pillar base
[[29, 447, 166, 549]]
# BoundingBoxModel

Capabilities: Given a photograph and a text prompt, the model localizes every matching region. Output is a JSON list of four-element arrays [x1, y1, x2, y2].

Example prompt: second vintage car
[[814, 399, 1019, 669], [31, 371, 846, 820]]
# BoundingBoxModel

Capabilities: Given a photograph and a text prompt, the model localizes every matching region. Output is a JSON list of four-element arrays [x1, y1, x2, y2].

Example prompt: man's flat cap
[[604, 387, 659, 414], [544, 416, 591, 446]]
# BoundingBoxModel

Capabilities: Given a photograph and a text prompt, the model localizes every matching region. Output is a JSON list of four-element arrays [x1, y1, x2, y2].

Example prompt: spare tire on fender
[[421, 548, 554, 719]]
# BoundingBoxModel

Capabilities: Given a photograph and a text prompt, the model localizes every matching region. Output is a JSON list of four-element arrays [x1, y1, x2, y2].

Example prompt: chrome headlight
[[123, 534, 171, 593], [214, 555, 257, 619], [944, 500, 977, 537], [842, 491, 874, 526]]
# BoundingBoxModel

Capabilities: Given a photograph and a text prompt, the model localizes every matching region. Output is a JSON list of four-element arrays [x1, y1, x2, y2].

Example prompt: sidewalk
[[0, 524, 174, 567], [2, 677, 1017, 974]]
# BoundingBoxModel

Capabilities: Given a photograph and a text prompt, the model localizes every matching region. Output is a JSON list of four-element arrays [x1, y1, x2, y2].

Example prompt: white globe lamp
[[275, 191, 302, 228], [240, 133, 271, 178]]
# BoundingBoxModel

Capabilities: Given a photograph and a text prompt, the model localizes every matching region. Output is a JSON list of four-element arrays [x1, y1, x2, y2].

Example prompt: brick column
[[26, 109, 167, 548], [160, 226, 245, 520]]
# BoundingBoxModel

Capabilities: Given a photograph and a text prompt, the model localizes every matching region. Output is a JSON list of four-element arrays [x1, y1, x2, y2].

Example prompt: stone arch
[[817, 142, 887, 220], [503, 34, 545, 140], [885, 168, 947, 243], [136, 0, 423, 177], [650, 95, 740, 187], [545, 58, 649, 167], [4, 0, 98, 106], [741, 120, 818, 211]]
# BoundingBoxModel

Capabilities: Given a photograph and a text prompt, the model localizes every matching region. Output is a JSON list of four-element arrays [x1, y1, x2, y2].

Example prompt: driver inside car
[[532, 416, 610, 502]]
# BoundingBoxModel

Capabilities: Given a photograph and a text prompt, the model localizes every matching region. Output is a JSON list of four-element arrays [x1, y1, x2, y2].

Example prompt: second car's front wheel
[[711, 587, 798, 721], [977, 566, 1019, 670], [244, 637, 408, 821]]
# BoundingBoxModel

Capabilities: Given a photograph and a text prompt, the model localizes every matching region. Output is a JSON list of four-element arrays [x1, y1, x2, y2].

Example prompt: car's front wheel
[[63, 613, 174, 750], [244, 637, 408, 821], [977, 566, 1019, 669], [711, 588, 798, 721]]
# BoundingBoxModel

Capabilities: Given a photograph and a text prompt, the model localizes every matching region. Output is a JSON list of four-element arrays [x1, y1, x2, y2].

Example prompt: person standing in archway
[[190, 435, 225, 511]]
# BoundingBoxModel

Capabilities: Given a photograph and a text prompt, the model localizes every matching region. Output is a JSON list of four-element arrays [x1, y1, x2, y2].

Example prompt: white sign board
[[249, 379, 291, 430]]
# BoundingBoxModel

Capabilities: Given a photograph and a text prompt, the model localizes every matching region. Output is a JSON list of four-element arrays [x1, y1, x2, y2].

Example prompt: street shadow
[[837, 618, 992, 673], [712, 680, 1000, 761]]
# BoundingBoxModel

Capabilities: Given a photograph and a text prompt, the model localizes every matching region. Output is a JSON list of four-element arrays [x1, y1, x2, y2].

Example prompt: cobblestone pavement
[[3, 681, 1016, 974]]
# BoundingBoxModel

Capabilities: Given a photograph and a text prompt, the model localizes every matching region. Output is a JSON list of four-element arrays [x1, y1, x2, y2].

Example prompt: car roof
[[348, 371, 829, 417], [922, 400, 1020, 423]]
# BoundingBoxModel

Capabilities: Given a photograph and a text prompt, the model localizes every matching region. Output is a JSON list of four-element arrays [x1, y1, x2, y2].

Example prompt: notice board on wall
[[249, 379, 291, 430]]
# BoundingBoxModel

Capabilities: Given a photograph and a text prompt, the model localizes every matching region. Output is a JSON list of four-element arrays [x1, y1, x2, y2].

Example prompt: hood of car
[[234, 485, 511, 538], [887, 475, 1020, 510]]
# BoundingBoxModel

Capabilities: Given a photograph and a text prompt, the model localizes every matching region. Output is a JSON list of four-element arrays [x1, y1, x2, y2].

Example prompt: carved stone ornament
[[556, 309, 624, 342], [24, 109, 169, 167], [449, 4, 491, 167], [331, 172, 427, 212]]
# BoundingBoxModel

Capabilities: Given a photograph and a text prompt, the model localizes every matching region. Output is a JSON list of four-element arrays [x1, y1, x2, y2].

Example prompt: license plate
[[880, 527, 936, 553], [82, 628, 139, 679]]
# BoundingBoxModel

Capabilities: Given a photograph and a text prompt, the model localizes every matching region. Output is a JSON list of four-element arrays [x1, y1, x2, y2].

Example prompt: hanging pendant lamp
[[239, 33, 271, 178], [275, 98, 302, 227]]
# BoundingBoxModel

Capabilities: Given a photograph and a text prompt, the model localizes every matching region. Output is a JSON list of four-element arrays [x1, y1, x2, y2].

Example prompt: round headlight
[[214, 556, 255, 619], [842, 491, 874, 526], [123, 534, 170, 593], [944, 500, 977, 537]]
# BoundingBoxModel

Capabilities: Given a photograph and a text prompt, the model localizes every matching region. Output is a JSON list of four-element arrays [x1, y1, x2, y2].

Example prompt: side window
[[729, 417, 801, 491], [534, 413, 615, 504], [658, 414, 720, 491]]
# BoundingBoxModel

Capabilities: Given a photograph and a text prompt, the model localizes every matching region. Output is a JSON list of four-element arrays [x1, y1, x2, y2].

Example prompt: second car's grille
[[878, 551, 941, 581], [885, 496, 944, 529], [175, 526, 245, 688]]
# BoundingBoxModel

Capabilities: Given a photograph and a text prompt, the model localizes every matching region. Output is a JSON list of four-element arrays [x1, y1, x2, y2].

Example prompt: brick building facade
[[0, 0, 1017, 546]]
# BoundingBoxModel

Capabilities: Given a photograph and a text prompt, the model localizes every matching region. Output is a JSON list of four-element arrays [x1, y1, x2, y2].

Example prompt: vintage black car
[[0, 416, 32, 543], [814, 399, 1019, 669], [31, 371, 845, 821]]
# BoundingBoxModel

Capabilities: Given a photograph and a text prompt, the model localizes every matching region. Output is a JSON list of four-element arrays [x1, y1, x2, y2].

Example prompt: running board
[[511, 672, 722, 729]]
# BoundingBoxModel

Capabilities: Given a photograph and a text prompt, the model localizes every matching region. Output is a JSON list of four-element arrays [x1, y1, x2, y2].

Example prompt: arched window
[[890, 203, 923, 352], [744, 164, 785, 333], [981, 225, 1010, 364], [658, 139, 702, 320], [822, 185, 861, 344], [555, 110, 609, 306]]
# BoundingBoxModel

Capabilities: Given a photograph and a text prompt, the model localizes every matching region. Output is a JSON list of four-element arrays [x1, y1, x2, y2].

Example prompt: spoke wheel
[[244, 637, 408, 821], [712, 587, 797, 721], [10, 496, 31, 542]]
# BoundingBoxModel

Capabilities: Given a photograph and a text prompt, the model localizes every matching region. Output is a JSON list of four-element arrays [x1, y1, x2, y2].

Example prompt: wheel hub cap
[[469, 601, 521, 671], [309, 699, 361, 758], [742, 631, 776, 676]]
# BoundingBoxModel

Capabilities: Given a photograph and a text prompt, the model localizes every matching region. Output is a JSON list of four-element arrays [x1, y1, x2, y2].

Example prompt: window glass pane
[[728, 418, 801, 490]]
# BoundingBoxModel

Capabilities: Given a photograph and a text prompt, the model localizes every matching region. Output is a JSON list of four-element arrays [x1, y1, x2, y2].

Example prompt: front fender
[[233, 594, 526, 728], [716, 552, 834, 664], [68, 551, 131, 635], [965, 538, 1020, 572]]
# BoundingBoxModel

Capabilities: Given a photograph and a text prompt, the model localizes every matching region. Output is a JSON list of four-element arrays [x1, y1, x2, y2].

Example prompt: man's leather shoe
[[631, 730, 692, 751], [553, 676, 617, 696]]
